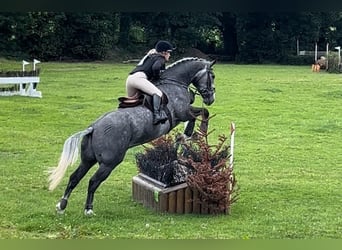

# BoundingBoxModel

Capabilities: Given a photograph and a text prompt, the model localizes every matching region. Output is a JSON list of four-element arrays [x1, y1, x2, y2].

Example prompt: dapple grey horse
[[48, 57, 216, 215]]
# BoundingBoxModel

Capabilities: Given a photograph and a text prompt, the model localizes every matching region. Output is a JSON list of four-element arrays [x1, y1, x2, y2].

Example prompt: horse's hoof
[[55, 198, 68, 214], [84, 209, 95, 216], [56, 209, 65, 215], [191, 132, 201, 140], [56, 202, 65, 214], [175, 134, 190, 143], [183, 134, 191, 141]]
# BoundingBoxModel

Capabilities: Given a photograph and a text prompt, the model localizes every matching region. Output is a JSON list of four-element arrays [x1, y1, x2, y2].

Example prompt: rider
[[126, 40, 175, 125]]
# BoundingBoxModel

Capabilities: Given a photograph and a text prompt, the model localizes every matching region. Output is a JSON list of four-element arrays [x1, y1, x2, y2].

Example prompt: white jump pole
[[22, 60, 29, 71], [33, 59, 40, 71], [326, 43, 329, 70], [228, 122, 236, 213], [296, 39, 299, 56], [32, 59, 41, 91], [21, 60, 30, 95], [335, 46, 341, 66], [229, 122, 235, 170]]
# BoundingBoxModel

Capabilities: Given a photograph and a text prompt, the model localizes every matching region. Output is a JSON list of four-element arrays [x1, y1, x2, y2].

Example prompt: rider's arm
[[151, 58, 166, 80]]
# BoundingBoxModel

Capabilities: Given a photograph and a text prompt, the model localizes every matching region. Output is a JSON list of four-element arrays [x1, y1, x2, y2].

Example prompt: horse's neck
[[163, 62, 203, 84]]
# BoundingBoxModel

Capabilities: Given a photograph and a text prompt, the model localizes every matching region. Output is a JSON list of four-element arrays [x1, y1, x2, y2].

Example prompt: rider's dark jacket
[[130, 54, 166, 81]]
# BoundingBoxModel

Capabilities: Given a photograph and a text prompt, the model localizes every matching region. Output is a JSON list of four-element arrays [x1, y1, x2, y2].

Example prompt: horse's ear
[[210, 60, 216, 67]]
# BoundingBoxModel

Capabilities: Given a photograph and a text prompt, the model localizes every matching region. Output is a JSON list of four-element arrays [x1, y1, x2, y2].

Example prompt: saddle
[[118, 92, 145, 108], [118, 92, 172, 128], [118, 92, 169, 112]]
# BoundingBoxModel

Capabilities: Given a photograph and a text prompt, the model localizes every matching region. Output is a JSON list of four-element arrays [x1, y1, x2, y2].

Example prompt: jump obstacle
[[0, 59, 42, 98], [132, 122, 236, 215]]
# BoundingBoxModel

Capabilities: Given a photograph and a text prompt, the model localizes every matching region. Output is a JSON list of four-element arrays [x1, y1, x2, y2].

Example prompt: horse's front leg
[[183, 106, 209, 138], [183, 120, 195, 138]]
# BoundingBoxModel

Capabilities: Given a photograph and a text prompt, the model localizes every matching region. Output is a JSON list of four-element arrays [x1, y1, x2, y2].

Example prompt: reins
[[156, 77, 188, 89], [156, 59, 215, 105], [189, 86, 200, 96]]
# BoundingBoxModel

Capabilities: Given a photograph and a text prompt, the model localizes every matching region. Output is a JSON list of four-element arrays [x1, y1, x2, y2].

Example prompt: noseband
[[192, 67, 215, 99]]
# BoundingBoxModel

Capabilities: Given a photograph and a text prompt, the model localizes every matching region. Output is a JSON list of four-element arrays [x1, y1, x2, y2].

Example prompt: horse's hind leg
[[83, 162, 119, 216], [83, 151, 126, 216], [56, 159, 96, 214], [56, 135, 97, 214]]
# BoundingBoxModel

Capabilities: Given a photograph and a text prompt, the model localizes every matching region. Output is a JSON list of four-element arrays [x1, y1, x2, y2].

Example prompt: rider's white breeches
[[126, 71, 162, 97]]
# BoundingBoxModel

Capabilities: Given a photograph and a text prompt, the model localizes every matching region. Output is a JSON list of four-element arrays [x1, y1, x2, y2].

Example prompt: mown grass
[[0, 58, 341, 239]]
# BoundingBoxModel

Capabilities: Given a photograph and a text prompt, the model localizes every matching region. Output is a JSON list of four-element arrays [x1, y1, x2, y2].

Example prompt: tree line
[[1, 12, 342, 63]]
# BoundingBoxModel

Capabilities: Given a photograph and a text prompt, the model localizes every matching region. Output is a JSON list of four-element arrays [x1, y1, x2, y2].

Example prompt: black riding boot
[[152, 94, 168, 125]]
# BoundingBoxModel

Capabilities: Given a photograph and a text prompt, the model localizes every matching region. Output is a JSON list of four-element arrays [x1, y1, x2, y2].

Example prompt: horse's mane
[[165, 57, 209, 71]]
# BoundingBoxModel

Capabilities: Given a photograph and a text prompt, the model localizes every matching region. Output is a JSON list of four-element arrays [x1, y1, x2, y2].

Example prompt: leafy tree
[[118, 12, 133, 47], [217, 12, 238, 59], [1, 12, 342, 63], [22, 12, 66, 60], [235, 13, 274, 63], [133, 12, 221, 51], [61, 12, 117, 60], [0, 12, 28, 58]]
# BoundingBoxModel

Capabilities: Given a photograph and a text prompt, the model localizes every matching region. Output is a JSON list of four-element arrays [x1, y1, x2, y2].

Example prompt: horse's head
[[191, 60, 216, 106], [161, 57, 216, 105]]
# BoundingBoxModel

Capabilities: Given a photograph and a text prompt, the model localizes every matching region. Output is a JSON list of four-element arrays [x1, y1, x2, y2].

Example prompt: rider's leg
[[126, 72, 162, 96], [152, 94, 167, 125], [126, 73, 143, 97], [126, 72, 167, 124]]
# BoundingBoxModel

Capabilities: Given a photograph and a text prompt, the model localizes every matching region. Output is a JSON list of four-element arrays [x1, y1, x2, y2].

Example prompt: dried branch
[[182, 125, 238, 214]]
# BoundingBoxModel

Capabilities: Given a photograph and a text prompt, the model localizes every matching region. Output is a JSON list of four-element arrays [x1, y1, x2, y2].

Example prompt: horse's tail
[[48, 127, 93, 191]]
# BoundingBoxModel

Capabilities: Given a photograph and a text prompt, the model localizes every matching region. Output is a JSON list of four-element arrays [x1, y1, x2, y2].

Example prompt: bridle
[[157, 63, 215, 101], [191, 66, 215, 99]]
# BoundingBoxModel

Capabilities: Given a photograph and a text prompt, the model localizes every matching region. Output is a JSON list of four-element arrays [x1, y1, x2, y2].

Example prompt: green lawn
[[0, 59, 341, 239]]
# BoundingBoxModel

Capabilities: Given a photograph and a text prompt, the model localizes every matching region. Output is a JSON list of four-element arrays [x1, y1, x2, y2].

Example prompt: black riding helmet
[[155, 40, 176, 53]]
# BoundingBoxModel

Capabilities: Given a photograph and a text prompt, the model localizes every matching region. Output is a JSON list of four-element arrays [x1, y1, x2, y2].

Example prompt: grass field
[[0, 58, 341, 239]]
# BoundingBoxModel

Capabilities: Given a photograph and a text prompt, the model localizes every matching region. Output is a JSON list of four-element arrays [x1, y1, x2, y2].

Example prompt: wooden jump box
[[132, 173, 228, 214]]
